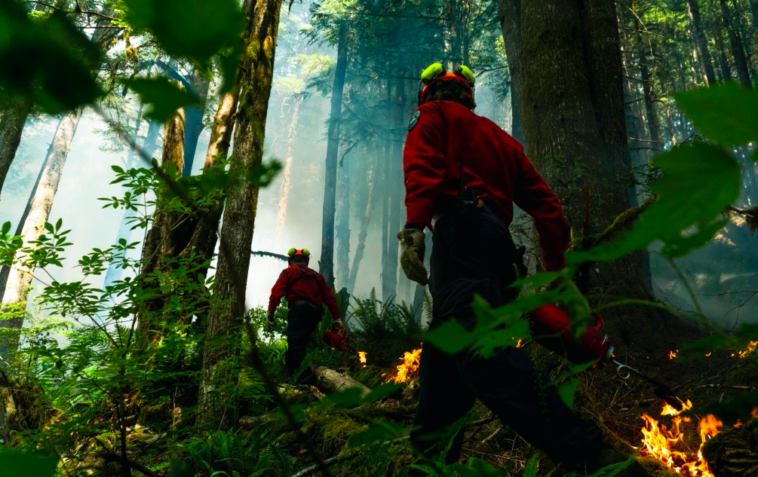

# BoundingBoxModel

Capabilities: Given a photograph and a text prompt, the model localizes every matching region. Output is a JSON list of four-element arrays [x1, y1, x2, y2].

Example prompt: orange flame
[[358, 351, 367, 367], [640, 400, 722, 476], [669, 350, 679, 360], [386, 348, 422, 384], [738, 341, 757, 358]]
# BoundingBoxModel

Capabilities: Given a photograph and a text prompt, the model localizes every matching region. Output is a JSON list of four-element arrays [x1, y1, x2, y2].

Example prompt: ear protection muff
[[418, 62, 476, 106]]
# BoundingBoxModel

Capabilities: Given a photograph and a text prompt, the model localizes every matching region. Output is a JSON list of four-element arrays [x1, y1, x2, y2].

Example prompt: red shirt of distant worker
[[267, 248, 341, 378]]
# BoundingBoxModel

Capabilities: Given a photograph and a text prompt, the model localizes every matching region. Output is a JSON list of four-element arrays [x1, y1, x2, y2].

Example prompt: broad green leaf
[[0, 4, 101, 112], [122, 77, 200, 123], [346, 421, 405, 448], [674, 82, 758, 146], [123, 0, 243, 65], [423, 318, 477, 354], [449, 457, 511, 476], [568, 143, 741, 263], [0, 450, 57, 477], [558, 379, 580, 409]]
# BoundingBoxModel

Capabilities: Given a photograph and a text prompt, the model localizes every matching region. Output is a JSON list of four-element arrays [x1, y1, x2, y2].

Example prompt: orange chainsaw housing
[[323, 329, 350, 352], [528, 304, 613, 365]]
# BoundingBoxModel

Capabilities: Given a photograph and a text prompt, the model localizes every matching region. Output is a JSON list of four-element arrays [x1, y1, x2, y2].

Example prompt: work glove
[[266, 311, 276, 332], [397, 228, 428, 286]]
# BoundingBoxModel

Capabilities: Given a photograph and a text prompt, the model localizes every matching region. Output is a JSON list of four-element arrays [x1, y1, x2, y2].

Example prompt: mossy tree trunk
[[199, 0, 282, 429], [136, 109, 185, 347]]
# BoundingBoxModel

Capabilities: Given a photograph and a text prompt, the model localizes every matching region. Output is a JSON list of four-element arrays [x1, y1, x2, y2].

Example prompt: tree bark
[[320, 22, 348, 289], [504, 0, 663, 340], [136, 109, 185, 346], [335, 153, 350, 289], [498, 0, 526, 147], [685, 0, 717, 85], [719, 0, 752, 88], [311, 365, 370, 396], [0, 97, 32, 200], [199, 0, 282, 429], [0, 107, 82, 360]]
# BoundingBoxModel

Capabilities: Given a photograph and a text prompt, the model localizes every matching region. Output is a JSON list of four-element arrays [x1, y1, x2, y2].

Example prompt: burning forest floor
[[250, 325, 758, 477]]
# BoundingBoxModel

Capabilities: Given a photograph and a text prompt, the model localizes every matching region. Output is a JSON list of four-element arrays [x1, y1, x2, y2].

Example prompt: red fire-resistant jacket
[[268, 265, 341, 319], [403, 100, 570, 271]]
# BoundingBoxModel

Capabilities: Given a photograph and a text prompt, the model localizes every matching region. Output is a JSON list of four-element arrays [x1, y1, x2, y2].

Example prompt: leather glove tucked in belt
[[397, 228, 428, 286]]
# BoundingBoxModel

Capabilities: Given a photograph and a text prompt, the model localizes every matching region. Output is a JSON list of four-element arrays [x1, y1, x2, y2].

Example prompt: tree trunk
[[507, 0, 662, 341], [0, 107, 83, 360], [634, 13, 663, 151], [275, 96, 302, 243], [320, 22, 348, 289], [685, 0, 717, 85], [136, 109, 185, 346], [749, 0, 758, 34], [0, 97, 32, 200], [714, 5, 733, 82], [387, 77, 404, 299], [311, 365, 370, 396], [335, 153, 350, 289], [719, 0, 752, 88], [182, 69, 211, 177], [498, 0, 526, 147], [348, 161, 374, 293], [381, 82, 394, 301], [199, 0, 282, 429]]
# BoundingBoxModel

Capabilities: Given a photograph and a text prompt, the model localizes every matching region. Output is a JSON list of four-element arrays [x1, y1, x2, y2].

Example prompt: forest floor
[[224, 320, 758, 477]]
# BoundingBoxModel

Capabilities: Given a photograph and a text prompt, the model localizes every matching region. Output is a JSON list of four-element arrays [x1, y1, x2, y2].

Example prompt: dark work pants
[[410, 207, 602, 470], [284, 304, 322, 377]]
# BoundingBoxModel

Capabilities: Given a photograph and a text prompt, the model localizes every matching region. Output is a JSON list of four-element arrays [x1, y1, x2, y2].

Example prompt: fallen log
[[702, 418, 758, 477], [311, 365, 371, 397]]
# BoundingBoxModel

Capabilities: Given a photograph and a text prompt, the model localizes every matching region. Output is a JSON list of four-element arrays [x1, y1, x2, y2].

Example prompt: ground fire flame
[[640, 399, 721, 477], [385, 347, 422, 384], [358, 351, 367, 367]]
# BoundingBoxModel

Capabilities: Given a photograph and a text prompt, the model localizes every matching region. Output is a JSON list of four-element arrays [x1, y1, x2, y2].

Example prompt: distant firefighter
[[267, 248, 344, 380]]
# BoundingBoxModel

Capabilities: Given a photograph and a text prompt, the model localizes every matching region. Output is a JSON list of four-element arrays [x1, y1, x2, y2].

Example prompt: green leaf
[[0, 4, 101, 113], [558, 379, 580, 409], [346, 421, 405, 448], [122, 77, 200, 123], [423, 318, 477, 354], [568, 143, 741, 263], [674, 82, 758, 146], [123, 0, 243, 65], [0, 451, 58, 477]]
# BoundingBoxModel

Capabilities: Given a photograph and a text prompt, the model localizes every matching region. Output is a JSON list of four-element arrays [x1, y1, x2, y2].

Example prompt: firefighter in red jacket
[[397, 63, 648, 476], [267, 248, 344, 378]]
